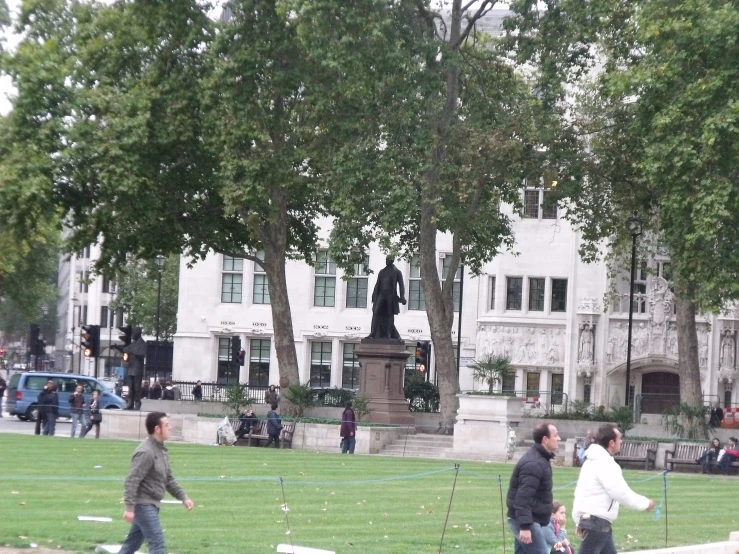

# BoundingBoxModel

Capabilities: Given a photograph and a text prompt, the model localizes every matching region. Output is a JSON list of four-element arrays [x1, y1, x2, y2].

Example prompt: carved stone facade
[[476, 324, 565, 368]]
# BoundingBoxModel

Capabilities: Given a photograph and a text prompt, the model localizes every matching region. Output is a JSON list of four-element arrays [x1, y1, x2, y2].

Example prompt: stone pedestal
[[453, 394, 522, 460], [356, 338, 414, 425]]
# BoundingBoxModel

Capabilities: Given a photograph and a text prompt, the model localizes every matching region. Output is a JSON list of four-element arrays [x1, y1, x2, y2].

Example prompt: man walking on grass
[[120, 412, 195, 554], [572, 424, 655, 554], [507, 422, 561, 554]]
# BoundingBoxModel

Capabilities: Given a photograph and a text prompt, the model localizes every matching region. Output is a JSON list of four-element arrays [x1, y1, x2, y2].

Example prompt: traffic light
[[29, 324, 40, 353], [0, 349, 6, 357], [35, 338, 46, 357], [415, 341, 431, 373], [231, 336, 241, 364], [81, 324, 101, 358]]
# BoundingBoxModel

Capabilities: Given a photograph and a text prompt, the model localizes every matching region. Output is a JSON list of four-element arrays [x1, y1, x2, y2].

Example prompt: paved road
[[0, 406, 79, 437]]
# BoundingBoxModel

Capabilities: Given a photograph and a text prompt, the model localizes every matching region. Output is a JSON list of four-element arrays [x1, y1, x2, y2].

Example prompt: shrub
[[352, 393, 372, 421], [282, 382, 315, 418], [221, 384, 254, 416], [662, 403, 712, 439], [469, 354, 512, 393], [404, 380, 440, 412], [313, 387, 355, 407]]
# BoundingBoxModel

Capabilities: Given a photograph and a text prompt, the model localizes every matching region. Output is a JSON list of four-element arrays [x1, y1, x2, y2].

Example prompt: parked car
[[5, 371, 126, 421]]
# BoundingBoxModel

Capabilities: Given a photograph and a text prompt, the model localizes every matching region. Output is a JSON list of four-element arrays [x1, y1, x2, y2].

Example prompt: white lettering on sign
[[345, 326, 361, 331], [408, 328, 424, 334]]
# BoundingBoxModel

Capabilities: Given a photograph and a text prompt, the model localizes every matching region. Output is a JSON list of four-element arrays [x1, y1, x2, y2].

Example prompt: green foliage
[[469, 354, 512, 394], [543, 401, 633, 435], [110, 255, 179, 340], [609, 405, 636, 437], [311, 387, 355, 408], [282, 382, 315, 418], [404, 379, 441, 413], [221, 384, 254, 416], [352, 393, 372, 422], [662, 403, 712, 440]]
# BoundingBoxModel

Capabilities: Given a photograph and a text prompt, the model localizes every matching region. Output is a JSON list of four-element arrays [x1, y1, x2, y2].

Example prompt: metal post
[[625, 231, 638, 406], [155, 255, 165, 379]]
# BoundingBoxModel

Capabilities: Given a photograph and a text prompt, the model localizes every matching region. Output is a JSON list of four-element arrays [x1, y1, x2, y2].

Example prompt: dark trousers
[[697, 450, 716, 473], [126, 375, 142, 409], [719, 453, 737, 474], [120, 504, 165, 554], [577, 516, 615, 554], [265, 433, 280, 447], [34, 413, 46, 435]]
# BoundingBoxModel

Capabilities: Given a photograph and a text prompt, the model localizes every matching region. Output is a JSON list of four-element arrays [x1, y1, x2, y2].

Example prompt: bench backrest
[[619, 441, 657, 457], [673, 443, 705, 460]]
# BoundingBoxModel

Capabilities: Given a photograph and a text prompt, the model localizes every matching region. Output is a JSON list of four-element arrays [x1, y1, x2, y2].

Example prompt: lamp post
[[625, 214, 643, 407], [154, 254, 165, 380]]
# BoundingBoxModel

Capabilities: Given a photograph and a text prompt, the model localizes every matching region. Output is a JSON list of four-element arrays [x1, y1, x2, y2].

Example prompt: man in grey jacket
[[120, 412, 194, 554]]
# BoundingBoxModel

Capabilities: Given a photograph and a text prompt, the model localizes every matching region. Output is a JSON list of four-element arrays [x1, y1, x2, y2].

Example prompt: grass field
[[0, 434, 735, 553]]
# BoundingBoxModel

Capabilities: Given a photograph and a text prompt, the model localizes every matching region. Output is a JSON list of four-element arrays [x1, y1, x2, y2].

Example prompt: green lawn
[[0, 435, 734, 553]]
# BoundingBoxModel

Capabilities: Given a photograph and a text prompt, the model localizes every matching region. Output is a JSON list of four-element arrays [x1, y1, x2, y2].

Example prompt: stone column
[[356, 338, 414, 425]]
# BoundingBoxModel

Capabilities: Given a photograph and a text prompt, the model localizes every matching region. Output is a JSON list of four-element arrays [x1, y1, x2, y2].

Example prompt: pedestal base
[[356, 339, 414, 425]]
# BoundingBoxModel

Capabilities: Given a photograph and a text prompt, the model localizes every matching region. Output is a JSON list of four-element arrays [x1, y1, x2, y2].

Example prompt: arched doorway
[[641, 371, 680, 414]]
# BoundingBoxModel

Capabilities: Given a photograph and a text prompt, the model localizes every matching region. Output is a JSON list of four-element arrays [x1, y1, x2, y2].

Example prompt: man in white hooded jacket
[[572, 424, 655, 554]]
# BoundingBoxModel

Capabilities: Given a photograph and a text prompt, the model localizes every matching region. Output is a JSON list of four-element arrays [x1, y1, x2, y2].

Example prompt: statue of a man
[[123, 327, 147, 410], [368, 256, 406, 340]]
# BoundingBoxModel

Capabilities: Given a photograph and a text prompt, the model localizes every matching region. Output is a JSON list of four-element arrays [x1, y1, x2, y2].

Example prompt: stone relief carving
[[577, 297, 601, 314], [476, 324, 564, 367]]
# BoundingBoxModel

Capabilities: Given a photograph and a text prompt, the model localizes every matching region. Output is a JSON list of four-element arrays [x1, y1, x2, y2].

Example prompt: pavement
[[0, 406, 87, 438]]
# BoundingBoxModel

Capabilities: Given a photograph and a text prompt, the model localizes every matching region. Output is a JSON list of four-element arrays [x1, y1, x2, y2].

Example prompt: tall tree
[[505, 0, 739, 405], [306, 0, 548, 430]]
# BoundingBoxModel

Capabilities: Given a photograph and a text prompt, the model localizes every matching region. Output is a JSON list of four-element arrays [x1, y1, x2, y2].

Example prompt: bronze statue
[[368, 256, 406, 340], [123, 327, 146, 410]]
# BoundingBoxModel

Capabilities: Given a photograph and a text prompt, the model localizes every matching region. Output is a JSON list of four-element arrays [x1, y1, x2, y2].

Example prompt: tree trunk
[[419, 196, 458, 433], [258, 187, 300, 414], [674, 284, 702, 406]]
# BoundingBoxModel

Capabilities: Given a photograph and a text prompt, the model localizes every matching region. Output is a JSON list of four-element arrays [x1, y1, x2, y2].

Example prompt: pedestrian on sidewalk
[[82, 390, 102, 439], [42, 383, 59, 436]]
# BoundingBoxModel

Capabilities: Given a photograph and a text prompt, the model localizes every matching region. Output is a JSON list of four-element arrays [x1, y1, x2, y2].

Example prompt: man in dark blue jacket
[[507, 423, 560, 554], [265, 403, 282, 447]]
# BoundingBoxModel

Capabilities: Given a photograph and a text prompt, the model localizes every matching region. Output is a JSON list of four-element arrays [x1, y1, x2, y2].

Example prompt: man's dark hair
[[345, 401, 353, 409], [146, 411, 168, 435], [270, 403, 278, 411], [533, 423, 552, 444], [596, 424, 619, 449]]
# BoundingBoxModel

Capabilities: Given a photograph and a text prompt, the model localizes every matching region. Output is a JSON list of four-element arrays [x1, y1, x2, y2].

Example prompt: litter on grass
[[276, 545, 335, 554], [95, 545, 144, 554], [78, 516, 113, 522]]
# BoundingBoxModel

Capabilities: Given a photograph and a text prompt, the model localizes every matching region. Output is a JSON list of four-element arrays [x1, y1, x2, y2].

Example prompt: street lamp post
[[625, 214, 643, 407], [154, 255, 165, 380]]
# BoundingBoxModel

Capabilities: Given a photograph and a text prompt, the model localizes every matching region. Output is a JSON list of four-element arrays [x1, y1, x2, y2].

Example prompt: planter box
[[453, 394, 522, 460]]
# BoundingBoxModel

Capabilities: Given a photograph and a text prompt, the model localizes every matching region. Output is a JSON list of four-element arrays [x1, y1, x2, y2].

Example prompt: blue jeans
[[342, 436, 356, 454], [120, 504, 165, 554], [577, 517, 616, 554], [42, 416, 56, 436], [70, 412, 85, 438], [507, 519, 549, 554]]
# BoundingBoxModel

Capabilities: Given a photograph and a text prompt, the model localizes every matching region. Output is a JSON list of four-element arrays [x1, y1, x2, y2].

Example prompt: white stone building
[[172, 191, 738, 415]]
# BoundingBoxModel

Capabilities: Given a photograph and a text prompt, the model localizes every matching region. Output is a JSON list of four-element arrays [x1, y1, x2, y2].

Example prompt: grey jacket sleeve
[[123, 450, 154, 511]]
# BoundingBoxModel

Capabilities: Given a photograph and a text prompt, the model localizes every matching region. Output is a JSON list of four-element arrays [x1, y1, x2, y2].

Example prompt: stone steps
[[379, 433, 454, 459]]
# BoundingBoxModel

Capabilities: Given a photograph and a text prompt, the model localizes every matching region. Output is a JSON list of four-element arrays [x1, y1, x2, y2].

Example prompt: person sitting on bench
[[236, 408, 260, 440]]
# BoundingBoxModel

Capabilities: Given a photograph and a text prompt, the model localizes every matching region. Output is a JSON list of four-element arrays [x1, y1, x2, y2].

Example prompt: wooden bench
[[664, 443, 739, 472], [219, 418, 295, 448], [613, 440, 658, 470]]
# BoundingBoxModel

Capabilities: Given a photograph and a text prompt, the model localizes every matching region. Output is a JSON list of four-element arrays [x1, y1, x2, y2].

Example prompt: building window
[[408, 255, 426, 311], [346, 257, 368, 309], [528, 278, 545, 311], [523, 190, 540, 218], [489, 276, 496, 311], [249, 339, 270, 386], [523, 188, 557, 220], [78, 272, 89, 294], [115, 309, 125, 328], [217, 337, 238, 384], [221, 274, 243, 303], [441, 255, 461, 312], [551, 279, 568, 312], [525, 372, 540, 398], [100, 306, 112, 328], [551, 373, 564, 405], [502, 371, 516, 394], [633, 259, 647, 313], [222, 255, 243, 303], [506, 277, 523, 310], [541, 190, 558, 219], [314, 251, 336, 307], [252, 250, 270, 304], [81, 305, 88, 325], [310, 342, 332, 387], [342, 343, 360, 389], [584, 382, 591, 404]]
